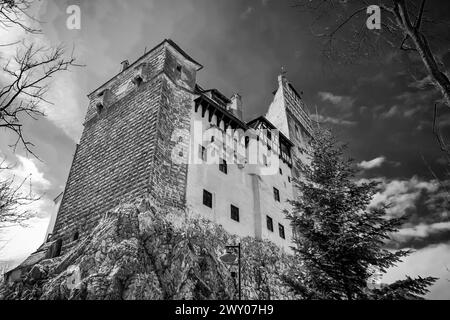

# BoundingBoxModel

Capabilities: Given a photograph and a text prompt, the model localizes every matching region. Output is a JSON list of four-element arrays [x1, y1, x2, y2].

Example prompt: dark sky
[[0, 0, 449, 298]]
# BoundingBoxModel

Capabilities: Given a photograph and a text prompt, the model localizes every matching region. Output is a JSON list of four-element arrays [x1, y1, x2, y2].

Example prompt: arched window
[[96, 102, 104, 115], [132, 75, 143, 87]]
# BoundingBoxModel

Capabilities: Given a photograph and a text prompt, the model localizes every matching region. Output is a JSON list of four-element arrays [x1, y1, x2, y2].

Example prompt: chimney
[[277, 73, 286, 87], [228, 93, 243, 120], [120, 60, 130, 71]]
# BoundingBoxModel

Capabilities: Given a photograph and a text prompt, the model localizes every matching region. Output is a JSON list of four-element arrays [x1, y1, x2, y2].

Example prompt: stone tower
[[266, 74, 313, 196], [51, 39, 203, 251]]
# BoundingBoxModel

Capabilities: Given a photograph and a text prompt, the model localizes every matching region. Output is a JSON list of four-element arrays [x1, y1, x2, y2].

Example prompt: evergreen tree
[[285, 128, 437, 300]]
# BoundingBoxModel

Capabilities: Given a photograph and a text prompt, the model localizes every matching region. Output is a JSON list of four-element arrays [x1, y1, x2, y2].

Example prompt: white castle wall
[[185, 99, 297, 251]]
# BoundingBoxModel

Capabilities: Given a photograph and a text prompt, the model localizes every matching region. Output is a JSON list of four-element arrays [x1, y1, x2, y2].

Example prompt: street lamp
[[219, 243, 241, 300]]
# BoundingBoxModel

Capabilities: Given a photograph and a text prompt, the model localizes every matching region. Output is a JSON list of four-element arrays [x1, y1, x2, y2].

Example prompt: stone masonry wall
[[52, 43, 197, 252], [148, 76, 193, 209], [146, 46, 197, 208]]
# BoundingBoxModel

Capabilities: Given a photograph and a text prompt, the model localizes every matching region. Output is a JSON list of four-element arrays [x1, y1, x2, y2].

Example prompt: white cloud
[[382, 243, 450, 299], [0, 216, 50, 263], [310, 113, 357, 126], [403, 105, 422, 117], [0, 155, 51, 192], [358, 156, 386, 170], [369, 176, 439, 217], [0, 153, 55, 264], [43, 71, 85, 140], [396, 222, 450, 239], [240, 6, 254, 20], [408, 75, 433, 89], [395, 92, 415, 105], [318, 91, 355, 110], [395, 90, 435, 106], [380, 105, 399, 118], [14, 155, 51, 190], [318, 91, 343, 104], [22, 197, 56, 219], [0, 160, 55, 264], [0, 3, 84, 141]]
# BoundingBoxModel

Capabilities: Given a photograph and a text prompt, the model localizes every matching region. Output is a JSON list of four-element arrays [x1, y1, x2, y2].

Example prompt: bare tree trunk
[[392, 0, 450, 108]]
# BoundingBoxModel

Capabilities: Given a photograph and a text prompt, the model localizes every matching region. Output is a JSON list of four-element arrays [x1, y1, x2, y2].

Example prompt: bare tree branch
[[391, 0, 450, 108], [414, 0, 426, 30], [293, 0, 450, 108], [0, 1, 83, 157], [0, 42, 81, 157], [432, 103, 450, 158], [0, 0, 41, 33], [0, 156, 39, 229]]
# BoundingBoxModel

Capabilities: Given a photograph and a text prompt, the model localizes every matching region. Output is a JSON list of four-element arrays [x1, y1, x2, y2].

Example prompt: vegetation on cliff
[[0, 198, 295, 300]]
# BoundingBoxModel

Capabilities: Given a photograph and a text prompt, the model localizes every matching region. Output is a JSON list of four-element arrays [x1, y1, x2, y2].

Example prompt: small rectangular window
[[203, 189, 212, 208], [96, 103, 104, 115], [279, 168, 282, 175], [199, 145, 207, 161], [263, 154, 268, 166], [288, 176, 291, 183], [245, 136, 250, 148], [266, 215, 274, 232], [279, 223, 285, 239], [231, 205, 239, 222], [273, 187, 280, 202], [266, 129, 272, 141], [219, 158, 227, 174], [295, 124, 300, 139]]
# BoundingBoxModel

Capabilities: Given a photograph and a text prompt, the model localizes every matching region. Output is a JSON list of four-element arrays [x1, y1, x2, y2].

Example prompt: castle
[[48, 39, 313, 253]]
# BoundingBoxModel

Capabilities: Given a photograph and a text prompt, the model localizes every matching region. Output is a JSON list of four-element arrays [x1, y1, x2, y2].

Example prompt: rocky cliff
[[0, 199, 295, 300]]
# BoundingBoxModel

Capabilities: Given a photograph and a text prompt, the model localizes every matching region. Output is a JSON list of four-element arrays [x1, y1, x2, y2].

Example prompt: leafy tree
[[285, 128, 437, 299]]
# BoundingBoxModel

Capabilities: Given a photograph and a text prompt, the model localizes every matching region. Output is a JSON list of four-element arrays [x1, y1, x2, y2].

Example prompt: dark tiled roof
[[165, 39, 203, 70], [247, 116, 294, 147], [195, 93, 248, 130]]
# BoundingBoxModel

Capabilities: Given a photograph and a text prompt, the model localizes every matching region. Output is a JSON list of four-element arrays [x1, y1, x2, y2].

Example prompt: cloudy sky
[[0, 0, 449, 298]]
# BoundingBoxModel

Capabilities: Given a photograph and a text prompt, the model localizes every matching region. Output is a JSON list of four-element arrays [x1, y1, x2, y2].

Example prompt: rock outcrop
[[1, 199, 238, 300], [1, 198, 296, 300]]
